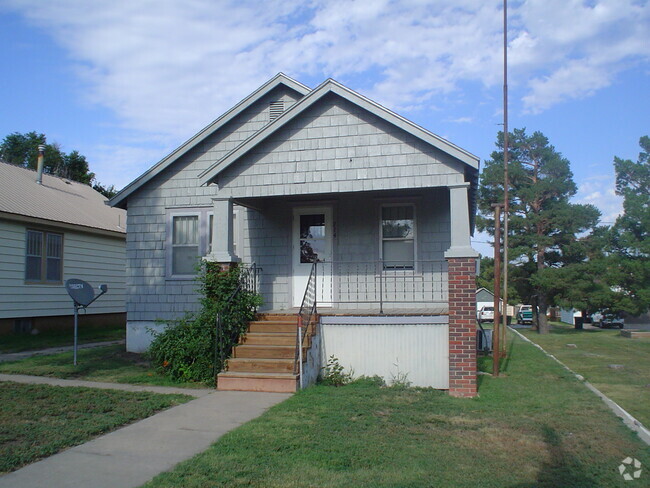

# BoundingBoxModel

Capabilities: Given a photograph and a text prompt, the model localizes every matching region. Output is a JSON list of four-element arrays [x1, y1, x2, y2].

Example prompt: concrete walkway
[[0, 340, 125, 362], [0, 376, 291, 488]]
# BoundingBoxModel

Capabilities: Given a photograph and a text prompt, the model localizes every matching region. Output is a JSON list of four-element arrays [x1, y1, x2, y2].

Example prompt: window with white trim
[[381, 205, 415, 269], [25, 229, 63, 283], [167, 207, 242, 278]]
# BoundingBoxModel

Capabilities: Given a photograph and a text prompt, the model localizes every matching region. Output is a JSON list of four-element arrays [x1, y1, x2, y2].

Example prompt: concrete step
[[233, 344, 303, 359], [227, 357, 294, 373], [217, 371, 299, 393]]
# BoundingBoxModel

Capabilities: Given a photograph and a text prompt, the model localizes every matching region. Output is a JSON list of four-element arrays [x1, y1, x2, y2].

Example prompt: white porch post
[[444, 183, 479, 259], [206, 197, 239, 263]]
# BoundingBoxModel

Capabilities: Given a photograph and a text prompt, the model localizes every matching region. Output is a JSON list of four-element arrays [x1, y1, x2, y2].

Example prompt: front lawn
[[519, 322, 650, 427], [142, 332, 649, 488], [0, 345, 211, 389], [0, 382, 190, 474], [0, 324, 125, 353]]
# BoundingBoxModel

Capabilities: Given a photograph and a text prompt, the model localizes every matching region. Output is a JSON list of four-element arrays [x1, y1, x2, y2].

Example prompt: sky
[[1, 0, 648, 255]]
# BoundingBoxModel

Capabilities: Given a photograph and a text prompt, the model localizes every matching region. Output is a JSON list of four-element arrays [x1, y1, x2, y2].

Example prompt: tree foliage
[[605, 136, 650, 315], [478, 128, 600, 333], [0, 131, 116, 198], [147, 263, 262, 383]]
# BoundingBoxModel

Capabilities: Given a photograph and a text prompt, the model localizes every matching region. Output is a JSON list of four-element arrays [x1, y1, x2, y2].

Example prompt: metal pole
[[298, 318, 304, 390], [502, 0, 510, 358], [491, 204, 502, 376], [379, 260, 384, 314], [73, 305, 79, 366]]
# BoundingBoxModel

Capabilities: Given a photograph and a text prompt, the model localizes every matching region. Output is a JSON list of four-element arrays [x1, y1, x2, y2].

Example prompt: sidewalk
[[0, 340, 125, 362], [0, 376, 291, 488]]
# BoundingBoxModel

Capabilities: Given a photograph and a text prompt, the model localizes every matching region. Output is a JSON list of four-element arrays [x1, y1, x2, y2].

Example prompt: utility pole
[[501, 0, 510, 358], [491, 203, 503, 376]]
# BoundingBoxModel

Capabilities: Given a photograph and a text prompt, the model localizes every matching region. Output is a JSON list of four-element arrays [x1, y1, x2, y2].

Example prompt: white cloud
[[3, 0, 649, 180], [575, 173, 623, 225]]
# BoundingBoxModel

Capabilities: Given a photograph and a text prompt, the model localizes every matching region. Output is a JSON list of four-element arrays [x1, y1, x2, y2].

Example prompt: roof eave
[[109, 73, 311, 208], [199, 78, 479, 186]]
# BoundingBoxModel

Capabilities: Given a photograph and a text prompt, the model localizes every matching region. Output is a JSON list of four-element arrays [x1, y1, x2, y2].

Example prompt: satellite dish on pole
[[65, 279, 95, 307], [64, 279, 108, 365]]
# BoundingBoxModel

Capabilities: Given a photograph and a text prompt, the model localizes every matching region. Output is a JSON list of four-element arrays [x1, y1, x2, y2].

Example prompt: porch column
[[205, 197, 239, 266], [445, 183, 479, 398]]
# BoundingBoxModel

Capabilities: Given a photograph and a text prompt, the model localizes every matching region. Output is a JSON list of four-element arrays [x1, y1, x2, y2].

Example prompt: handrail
[[295, 261, 318, 387], [214, 263, 259, 381]]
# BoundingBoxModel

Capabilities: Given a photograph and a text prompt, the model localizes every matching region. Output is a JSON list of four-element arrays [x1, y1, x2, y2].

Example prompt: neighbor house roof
[[198, 78, 480, 185], [109, 73, 311, 208], [0, 162, 126, 237]]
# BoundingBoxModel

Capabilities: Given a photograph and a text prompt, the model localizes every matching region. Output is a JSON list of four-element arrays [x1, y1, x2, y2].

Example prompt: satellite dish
[[65, 279, 95, 307]]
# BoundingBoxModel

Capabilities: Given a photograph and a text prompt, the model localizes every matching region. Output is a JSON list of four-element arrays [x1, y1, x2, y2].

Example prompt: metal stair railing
[[295, 261, 317, 389]]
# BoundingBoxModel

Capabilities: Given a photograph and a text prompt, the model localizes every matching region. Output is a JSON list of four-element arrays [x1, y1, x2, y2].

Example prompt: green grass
[[142, 332, 650, 488], [519, 322, 650, 427], [0, 381, 191, 474], [0, 324, 125, 353], [0, 345, 211, 389]]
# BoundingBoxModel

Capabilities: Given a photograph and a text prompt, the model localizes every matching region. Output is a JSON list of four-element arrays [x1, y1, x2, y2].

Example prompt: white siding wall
[[320, 316, 449, 388], [0, 219, 126, 318]]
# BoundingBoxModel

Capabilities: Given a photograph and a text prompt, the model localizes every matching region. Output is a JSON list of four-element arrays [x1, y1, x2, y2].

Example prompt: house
[[476, 287, 501, 313], [110, 74, 480, 397], [0, 161, 127, 335]]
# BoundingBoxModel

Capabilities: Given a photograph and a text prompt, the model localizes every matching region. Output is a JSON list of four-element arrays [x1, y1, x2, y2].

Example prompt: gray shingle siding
[[217, 94, 465, 199], [124, 86, 302, 322]]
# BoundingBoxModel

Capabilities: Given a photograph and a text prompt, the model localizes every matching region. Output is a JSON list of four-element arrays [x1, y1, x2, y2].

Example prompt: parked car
[[477, 306, 494, 323], [591, 310, 625, 329], [517, 305, 534, 325]]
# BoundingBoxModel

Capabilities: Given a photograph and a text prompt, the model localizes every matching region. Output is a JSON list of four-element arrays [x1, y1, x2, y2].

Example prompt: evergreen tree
[[607, 136, 650, 315], [478, 128, 600, 333]]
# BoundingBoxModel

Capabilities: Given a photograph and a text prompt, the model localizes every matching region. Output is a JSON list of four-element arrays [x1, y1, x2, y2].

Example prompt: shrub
[[148, 263, 262, 383], [319, 355, 354, 386]]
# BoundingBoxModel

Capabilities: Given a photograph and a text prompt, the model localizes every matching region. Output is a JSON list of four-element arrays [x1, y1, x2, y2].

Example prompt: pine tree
[[478, 128, 600, 333]]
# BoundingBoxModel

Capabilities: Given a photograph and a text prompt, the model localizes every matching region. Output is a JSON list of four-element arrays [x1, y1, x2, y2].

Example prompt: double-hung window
[[171, 215, 200, 275], [25, 229, 63, 283], [381, 205, 415, 269], [168, 207, 242, 279]]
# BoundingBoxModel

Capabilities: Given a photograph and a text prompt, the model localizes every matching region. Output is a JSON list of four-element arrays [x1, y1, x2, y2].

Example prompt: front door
[[292, 207, 333, 307]]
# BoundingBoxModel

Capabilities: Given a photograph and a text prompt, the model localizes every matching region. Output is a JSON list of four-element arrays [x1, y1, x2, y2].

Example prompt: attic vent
[[269, 100, 284, 121]]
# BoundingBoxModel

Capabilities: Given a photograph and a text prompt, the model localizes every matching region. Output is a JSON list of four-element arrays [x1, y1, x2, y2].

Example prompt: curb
[[509, 326, 650, 446]]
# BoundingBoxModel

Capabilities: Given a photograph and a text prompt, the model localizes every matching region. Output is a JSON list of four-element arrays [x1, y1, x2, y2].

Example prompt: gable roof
[[199, 78, 480, 186], [109, 73, 311, 208], [0, 162, 126, 237]]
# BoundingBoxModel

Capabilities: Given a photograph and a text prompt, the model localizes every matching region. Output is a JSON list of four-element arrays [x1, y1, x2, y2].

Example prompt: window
[[172, 215, 199, 275], [167, 207, 242, 278], [25, 229, 63, 283], [381, 205, 415, 269]]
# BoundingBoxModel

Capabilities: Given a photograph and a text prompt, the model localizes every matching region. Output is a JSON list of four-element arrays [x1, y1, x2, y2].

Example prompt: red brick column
[[447, 257, 477, 398]]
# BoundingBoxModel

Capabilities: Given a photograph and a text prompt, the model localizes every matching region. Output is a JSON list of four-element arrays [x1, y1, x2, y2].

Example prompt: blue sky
[[1, 0, 649, 254]]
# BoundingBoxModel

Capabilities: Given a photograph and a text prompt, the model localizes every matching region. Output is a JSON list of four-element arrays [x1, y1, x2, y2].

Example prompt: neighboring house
[[110, 74, 480, 397], [476, 287, 501, 313], [0, 162, 127, 334]]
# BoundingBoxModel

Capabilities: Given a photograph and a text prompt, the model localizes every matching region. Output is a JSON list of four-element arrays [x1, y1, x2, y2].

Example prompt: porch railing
[[214, 263, 260, 380], [295, 261, 317, 388], [317, 260, 446, 313]]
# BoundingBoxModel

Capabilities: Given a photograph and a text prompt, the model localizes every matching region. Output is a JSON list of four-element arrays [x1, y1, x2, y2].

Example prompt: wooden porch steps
[[218, 313, 309, 393]]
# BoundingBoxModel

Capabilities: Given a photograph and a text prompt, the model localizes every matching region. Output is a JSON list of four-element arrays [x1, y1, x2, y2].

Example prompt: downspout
[[36, 144, 45, 185]]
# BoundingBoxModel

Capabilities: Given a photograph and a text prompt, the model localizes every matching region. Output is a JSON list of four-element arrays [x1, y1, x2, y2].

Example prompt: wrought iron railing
[[295, 261, 317, 388], [315, 260, 446, 313], [214, 263, 260, 379]]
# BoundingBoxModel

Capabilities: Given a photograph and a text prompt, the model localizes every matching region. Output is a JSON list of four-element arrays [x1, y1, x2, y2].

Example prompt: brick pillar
[[447, 257, 477, 398]]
